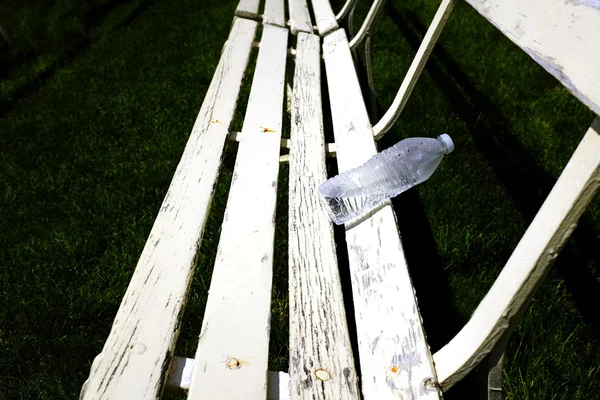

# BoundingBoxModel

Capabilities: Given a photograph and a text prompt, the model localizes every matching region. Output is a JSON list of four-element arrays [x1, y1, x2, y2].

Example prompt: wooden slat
[[288, 0, 313, 34], [463, 0, 600, 115], [264, 0, 286, 27], [288, 32, 360, 400], [236, 0, 261, 19], [310, 0, 338, 36], [373, 0, 455, 139], [79, 17, 257, 400], [165, 357, 291, 399], [187, 23, 289, 399], [322, 28, 441, 399], [434, 117, 600, 389]]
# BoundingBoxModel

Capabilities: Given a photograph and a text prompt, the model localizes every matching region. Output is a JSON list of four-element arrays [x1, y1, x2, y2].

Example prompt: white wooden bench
[[80, 0, 600, 398]]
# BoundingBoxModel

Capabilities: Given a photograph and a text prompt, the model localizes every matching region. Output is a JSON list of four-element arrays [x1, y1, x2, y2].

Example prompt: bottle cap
[[437, 133, 454, 154]]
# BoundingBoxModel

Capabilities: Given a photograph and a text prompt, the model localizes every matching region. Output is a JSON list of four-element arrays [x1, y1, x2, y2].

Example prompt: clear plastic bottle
[[319, 134, 454, 225]]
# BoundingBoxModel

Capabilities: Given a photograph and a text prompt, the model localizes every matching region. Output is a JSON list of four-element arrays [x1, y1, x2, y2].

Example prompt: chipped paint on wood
[[288, 32, 360, 400], [235, 0, 260, 19], [264, 0, 286, 28], [463, 0, 600, 115], [79, 17, 257, 400], [310, 0, 339, 36], [187, 24, 289, 399], [322, 28, 441, 400], [165, 357, 291, 399], [288, 0, 313, 34]]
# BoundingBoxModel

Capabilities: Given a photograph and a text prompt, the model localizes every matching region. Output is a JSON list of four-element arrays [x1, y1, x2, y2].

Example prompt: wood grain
[[235, 0, 261, 19], [165, 357, 291, 399], [288, 32, 360, 400], [322, 28, 441, 400], [264, 0, 286, 27], [288, 0, 313, 34], [79, 17, 258, 400], [310, 0, 338, 36], [187, 23, 289, 399]]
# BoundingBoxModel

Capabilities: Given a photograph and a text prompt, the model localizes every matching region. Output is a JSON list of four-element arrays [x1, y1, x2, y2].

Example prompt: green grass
[[1, 0, 599, 399]]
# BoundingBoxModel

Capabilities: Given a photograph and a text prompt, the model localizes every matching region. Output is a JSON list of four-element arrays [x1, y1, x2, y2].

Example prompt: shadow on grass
[[0, 49, 36, 81], [117, 0, 156, 29], [336, 2, 600, 396], [0, 0, 155, 119], [386, 4, 600, 339]]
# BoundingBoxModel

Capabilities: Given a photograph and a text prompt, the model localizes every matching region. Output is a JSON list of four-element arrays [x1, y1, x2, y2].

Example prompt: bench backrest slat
[[310, 0, 339, 36], [79, 17, 257, 400], [322, 28, 441, 399], [187, 23, 289, 399], [288, 31, 360, 399], [264, 0, 286, 27], [288, 0, 313, 35], [463, 0, 600, 115]]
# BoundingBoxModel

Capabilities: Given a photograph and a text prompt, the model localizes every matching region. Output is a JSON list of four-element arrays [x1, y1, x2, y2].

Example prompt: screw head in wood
[[315, 368, 332, 382], [226, 357, 242, 370]]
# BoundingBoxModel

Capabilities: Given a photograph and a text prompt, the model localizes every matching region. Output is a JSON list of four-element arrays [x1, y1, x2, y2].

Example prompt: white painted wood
[[322, 28, 441, 399], [310, 0, 339, 36], [79, 17, 257, 400], [434, 117, 600, 390], [230, 134, 340, 156], [165, 357, 195, 396], [268, 371, 291, 400], [187, 24, 289, 399], [348, 0, 386, 50], [462, 0, 600, 115], [230, 130, 290, 150], [335, 0, 359, 22], [288, 0, 313, 34], [165, 357, 290, 399], [236, 0, 261, 19], [288, 32, 360, 400], [373, 0, 455, 140], [265, 0, 286, 27], [325, 142, 336, 154]]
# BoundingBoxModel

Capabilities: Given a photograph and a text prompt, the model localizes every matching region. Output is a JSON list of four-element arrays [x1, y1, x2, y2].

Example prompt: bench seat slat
[[288, 0, 313, 35], [79, 17, 258, 400], [187, 23, 289, 399], [310, 0, 338, 36], [264, 0, 286, 28], [322, 28, 441, 400], [235, 0, 261, 19], [288, 32, 360, 400]]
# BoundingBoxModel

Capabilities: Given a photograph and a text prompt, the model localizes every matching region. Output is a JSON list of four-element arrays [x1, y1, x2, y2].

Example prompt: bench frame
[[80, 0, 600, 399]]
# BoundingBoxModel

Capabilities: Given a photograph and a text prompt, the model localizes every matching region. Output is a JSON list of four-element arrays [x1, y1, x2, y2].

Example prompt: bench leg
[[348, 0, 357, 39], [364, 33, 378, 121], [478, 330, 511, 400], [485, 342, 506, 400]]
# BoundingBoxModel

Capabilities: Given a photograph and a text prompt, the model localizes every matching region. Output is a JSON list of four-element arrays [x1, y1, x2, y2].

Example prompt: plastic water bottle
[[319, 134, 454, 225]]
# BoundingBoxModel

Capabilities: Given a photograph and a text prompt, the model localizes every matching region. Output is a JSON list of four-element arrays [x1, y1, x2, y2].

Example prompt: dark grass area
[[1, 0, 599, 399]]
